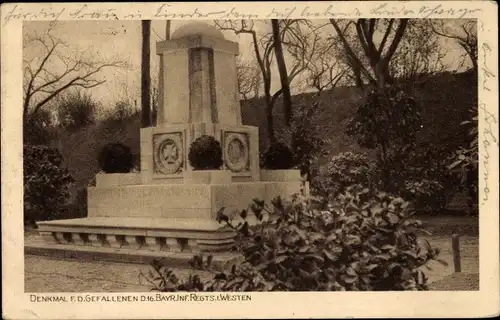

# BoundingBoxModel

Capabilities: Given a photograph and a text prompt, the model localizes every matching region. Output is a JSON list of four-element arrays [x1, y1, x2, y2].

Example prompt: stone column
[[188, 48, 217, 124], [155, 34, 239, 127]]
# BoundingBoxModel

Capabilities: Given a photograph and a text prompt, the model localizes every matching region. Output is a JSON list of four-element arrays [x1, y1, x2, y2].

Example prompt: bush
[[24, 145, 75, 225], [56, 89, 98, 131], [312, 152, 378, 200], [285, 102, 330, 176], [397, 146, 458, 213], [23, 110, 58, 146], [188, 135, 223, 170], [346, 86, 422, 192], [143, 186, 445, 291], [448, 106, 478, 214], [261, 141, 294, 170], [100, 100, 137, 125], [97, 142, 134, 173]]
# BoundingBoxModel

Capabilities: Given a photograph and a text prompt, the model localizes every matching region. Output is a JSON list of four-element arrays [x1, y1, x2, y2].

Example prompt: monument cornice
[[156, 35, 239, 55]]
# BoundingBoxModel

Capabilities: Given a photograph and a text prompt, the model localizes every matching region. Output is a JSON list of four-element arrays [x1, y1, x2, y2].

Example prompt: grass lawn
[[417, 215, 479, 237]]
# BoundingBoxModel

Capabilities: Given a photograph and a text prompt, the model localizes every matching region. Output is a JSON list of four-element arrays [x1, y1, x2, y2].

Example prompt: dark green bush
[[56, 89, 97, 131], [261, 141, 294, 170], [397, 146, 459, 213], [98, 142, 134, 173], [23, 110, 58, 146], [448, 106, 478, 215], [188, 135, 223, 170], [288, 102, 330, 176], [24, 145, 75, 225], [346, 85, 422, 193], [144, 186, 445, 291], [312, 152, 379, 200]]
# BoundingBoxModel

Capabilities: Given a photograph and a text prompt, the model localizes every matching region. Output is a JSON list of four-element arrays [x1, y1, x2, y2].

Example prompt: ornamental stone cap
[[171, 22, 225, 40], [157, 26, 239, 55]]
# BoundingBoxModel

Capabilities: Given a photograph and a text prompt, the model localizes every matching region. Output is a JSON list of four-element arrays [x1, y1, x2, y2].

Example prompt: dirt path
[[419, 235, 478, 285]]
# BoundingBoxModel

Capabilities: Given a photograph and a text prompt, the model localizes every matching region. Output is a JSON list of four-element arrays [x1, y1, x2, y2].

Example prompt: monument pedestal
[[36, 180, 302, 253], [30, 22, 306, 266]]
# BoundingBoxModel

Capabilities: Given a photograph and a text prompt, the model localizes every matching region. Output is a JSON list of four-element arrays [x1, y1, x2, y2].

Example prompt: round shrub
[[144, 186, 444, 291], [24, 145, 75, 225], [188, 135, 223, 170], [261, 141, 294, 170], [98, 142, 134, 173], [312, 152, 379, 199]]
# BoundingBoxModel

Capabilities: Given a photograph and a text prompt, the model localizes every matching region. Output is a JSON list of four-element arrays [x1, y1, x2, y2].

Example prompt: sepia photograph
[[2, 1, 499, 319]]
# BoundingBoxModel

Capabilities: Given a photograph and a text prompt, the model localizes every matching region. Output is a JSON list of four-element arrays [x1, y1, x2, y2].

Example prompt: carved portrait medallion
[[223, 132, 249, 173], [153, 132, 183, 175]]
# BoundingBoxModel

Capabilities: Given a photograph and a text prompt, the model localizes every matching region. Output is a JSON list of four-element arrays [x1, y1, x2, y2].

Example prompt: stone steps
[[25, 237, 242, 270], [36, 217, 236, 253]]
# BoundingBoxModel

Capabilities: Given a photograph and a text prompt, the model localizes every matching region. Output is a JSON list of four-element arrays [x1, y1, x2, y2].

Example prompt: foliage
[[24, 145, 75, 225], [347, 85, 422, 151], [448, 107, 478, 184], [312, 152, 379, 200], [23, 109, 58, 146], [56, 90, 98, 131], [100, 100, 137, 124], [144, 187, 445, 291], [289, 102, 331, 176], [97, 142, 134, 174], [448, 106, 478, 214], [261, 141, 294, 170], [346, 85, 422, 192], [188, 135, 223, 170], [401, 179, 445, 213], [398, 146, 459, 213]]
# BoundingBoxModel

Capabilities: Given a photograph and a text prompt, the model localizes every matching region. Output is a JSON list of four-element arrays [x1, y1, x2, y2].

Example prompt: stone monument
[[32, 22, 303, 263]]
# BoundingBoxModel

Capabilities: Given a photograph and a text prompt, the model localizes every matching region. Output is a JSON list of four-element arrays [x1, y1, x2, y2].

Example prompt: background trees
[[55, 89, 98, 131], [23, 27, 128, 145], [429, 19, 477, 73], [215, 19, 322, 143], [330, 18, 409, 89], [236, 55, 261, 101], [23, 28, 128, 122]]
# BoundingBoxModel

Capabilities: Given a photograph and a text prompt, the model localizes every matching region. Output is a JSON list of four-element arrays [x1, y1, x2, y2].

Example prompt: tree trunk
[[470, 55, 478, 74], [265, 93, 275, 144], [141, 20, 152, 128], [271, 19, 293, 127]]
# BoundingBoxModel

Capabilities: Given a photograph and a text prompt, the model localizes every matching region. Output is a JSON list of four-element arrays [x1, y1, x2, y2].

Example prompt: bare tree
[[330, 18, 409, 90], [302, 34, 347, 93], [236, 55, 261, 101], [271, 19, 293, 126], [150, 63, 160, 125], [389, 19, 447, 84], [23, 29, 128, 120], [141, 20, 152, 128], [429, 19, 477, 73]]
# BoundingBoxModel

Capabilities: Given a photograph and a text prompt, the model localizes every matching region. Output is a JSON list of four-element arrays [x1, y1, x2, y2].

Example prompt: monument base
[[36, 181, 302, 254], [86, 181, 302, 220], [25, 235, 243, 271], [36, 217, 237, 253]]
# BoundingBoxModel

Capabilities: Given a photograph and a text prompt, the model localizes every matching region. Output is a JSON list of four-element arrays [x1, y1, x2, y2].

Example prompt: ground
[[24, 215, 479, 292]]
